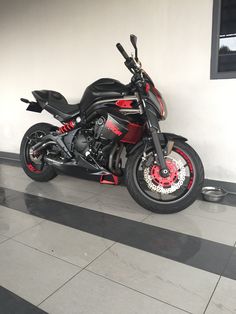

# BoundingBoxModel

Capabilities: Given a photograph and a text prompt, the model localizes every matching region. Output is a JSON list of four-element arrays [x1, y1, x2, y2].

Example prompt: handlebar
[[116, 43, 129, 60]]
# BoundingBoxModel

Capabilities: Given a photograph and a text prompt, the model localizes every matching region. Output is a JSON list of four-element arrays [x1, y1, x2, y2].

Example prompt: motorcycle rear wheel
[[125, 141, 204, 214], [20, 123, 58, 182]]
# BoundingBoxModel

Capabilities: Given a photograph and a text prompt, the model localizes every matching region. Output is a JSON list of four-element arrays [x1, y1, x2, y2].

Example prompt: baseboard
[[0, 152, 20, 161]]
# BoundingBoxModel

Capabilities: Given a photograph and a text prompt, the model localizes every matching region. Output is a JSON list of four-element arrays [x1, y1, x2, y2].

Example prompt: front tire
[[20, 123, 58, 182], [126, 141, 204, 214]]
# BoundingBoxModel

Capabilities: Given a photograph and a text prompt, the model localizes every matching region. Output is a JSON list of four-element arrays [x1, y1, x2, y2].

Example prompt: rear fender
[[26, 102, 43, 113], [126, 133, 187, 156]]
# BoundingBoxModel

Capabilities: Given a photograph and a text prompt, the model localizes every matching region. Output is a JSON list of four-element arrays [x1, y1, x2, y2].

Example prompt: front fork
[[144, 102, 170, 177]]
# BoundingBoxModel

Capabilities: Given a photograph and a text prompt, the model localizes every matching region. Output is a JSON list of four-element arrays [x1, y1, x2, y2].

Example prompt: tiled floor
[[0, 162, 236, 314]]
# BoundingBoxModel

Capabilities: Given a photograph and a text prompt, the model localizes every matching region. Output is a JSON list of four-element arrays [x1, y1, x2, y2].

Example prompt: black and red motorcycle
[[20, 35, 204, 214]]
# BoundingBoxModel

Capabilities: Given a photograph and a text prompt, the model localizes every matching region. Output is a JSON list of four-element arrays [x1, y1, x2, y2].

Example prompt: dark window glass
[[211, 0, 236, 79], [218, 0, 236, 72]]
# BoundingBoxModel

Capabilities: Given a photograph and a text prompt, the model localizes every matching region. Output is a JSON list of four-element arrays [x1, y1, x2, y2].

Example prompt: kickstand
[[100, 174, 119, 185]]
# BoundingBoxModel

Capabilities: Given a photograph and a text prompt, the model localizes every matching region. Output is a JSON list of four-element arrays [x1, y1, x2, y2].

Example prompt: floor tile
[[40, 270, 186, 314], [1, 186, 233, 277], [79, 193, 150, 222], [205, 277, 236, 313], [101, 185, 136, 201], [0, 164, 25, 178], [0, 234, 8, 243], [87, 243, 219, 314], [14, 220, 114, 267], [185, 200, 236, 225], [0, 205, 43, 237], [144, 211, 236, 245], [223, 248, 236, 280], [0, 174, 96, 206], [53, 173, 110, 193], [0, 239, 79, 305], [0, 286, 47, 314]]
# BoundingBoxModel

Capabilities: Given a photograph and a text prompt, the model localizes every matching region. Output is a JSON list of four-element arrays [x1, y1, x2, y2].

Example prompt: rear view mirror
[[130, 34, 137, 49], [130, 34, 138, 61]]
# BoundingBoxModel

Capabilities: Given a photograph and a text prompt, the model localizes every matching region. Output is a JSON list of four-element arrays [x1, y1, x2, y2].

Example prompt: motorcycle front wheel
[[125, 141, 204, 214]]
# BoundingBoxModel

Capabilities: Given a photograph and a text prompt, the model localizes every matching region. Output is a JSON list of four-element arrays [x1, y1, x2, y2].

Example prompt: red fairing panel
[[121, 123, 143, 144]]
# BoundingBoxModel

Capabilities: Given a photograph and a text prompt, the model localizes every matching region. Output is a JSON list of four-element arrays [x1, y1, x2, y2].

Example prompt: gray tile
[[101, 185, 136, 201], [53, 174, 110, 193], [87, 243, 219, 314], [144, 211, 236, 246], [79, 193, 150, 222], [185, 200, 236, 225], [0, 205, 43, 237], [0, 164, 25, 178], [24, 181, 97, 206], [223, 248, 236, 280], [0, 239, 79, 305], [14, 220, 114, 267], [0, 234, 8, 243], [0, 174, 96, 205], [205, 277, 236, 313], [40, 270, 186, 314]]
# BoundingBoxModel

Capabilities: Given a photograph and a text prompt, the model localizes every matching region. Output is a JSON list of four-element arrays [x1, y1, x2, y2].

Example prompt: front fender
[[161, 132, 187, 143], [126, 133, 187, 156]]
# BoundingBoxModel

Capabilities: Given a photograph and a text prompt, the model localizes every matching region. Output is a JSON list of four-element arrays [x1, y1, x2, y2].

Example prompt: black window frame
[[211, 0, 236, 79]]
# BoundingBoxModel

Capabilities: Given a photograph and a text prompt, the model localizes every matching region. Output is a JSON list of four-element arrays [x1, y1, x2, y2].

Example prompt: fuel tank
[[79, 78, 130, 113]]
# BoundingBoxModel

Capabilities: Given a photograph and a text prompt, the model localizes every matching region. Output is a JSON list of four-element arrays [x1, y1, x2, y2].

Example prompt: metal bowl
[[201, 186, 228, 202]]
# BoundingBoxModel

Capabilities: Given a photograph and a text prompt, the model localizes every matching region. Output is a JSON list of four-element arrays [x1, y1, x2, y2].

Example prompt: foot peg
[[100, 174, 119, 185]]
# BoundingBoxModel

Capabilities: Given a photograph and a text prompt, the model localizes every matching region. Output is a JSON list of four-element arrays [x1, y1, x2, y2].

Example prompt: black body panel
[[79, 78, 130, 113], [32, 79, 130, 122], [26, 102, 43, 113]]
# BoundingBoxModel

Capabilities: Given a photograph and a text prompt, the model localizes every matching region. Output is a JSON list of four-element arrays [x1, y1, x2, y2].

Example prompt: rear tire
[[125, 141, 204, 214], [20, 123, 58, 182]]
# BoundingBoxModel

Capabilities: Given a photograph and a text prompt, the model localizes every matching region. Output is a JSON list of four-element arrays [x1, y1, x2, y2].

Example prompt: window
[[211, 0, 236, 79]]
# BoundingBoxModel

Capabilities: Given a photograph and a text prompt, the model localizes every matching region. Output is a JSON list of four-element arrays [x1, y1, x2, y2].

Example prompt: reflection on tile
[[0, 175, 96, 206], [0, 240, 79, 305], [205, 277, 236, 313], [144, 212, 236, 245], [79, 194, 150, 221], [0, 205, 43, 237], [185, 200, 236, 225], [40, 270, 186, 314], [14, 220, 113, 267], [53, 174, 109, 193], [87, 244, 219, 313]]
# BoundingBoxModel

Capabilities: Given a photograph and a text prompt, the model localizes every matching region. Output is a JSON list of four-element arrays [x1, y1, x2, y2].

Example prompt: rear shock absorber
[[58, 120, 76, 134]]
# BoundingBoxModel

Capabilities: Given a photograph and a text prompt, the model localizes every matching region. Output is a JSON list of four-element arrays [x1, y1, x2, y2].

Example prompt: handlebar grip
[[116, 43, 129, 60], [20, 98, 30, 103]]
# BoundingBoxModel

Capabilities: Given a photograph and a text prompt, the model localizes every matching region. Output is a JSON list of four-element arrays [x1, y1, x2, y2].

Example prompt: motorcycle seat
[[32, 90, 80, 114]]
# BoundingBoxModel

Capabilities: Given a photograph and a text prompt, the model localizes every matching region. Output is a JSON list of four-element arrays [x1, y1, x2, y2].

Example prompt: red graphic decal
[[116, 100, 133, 108], [121, 123, 143, 144], [105, 120, 122, 136], [175, 148, 194, 189], [145, 83, 150, 93]]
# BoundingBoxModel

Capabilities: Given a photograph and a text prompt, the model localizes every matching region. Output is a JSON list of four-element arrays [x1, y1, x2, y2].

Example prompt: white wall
[[0, 0, 235, 182]]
